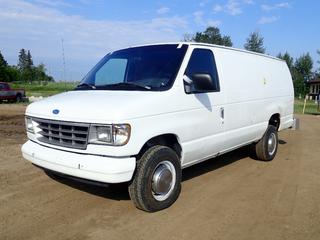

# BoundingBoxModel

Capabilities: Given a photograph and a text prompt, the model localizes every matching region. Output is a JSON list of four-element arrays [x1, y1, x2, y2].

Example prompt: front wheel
[[128, 145, 181, 212], [253, 125, 278, 161]]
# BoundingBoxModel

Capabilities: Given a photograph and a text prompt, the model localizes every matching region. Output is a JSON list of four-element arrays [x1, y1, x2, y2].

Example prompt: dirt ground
[[0, 104, 319, 240]]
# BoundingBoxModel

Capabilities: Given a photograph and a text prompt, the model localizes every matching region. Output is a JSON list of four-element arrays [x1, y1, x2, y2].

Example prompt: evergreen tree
[[18, 48, 28, 70], [244, 31, 266, 54], [27, 50, 33, 68], [293, 53, 313, 97], [0, 51, 9, 82], [1, 49, 54, 82], [0, 51, 8, 67], [295, 53, 313, 81], [277, 52, 294, 73], [186, 26, 233, 47], [18, 49, 35, 82]]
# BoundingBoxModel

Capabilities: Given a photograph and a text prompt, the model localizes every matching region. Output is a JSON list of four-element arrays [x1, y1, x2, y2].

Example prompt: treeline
[[184, 27, 319, 97], [0, 49, 54, 83]]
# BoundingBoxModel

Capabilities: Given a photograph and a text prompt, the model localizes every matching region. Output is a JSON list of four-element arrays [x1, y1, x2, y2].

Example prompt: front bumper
[[21, 140, 136, 183]]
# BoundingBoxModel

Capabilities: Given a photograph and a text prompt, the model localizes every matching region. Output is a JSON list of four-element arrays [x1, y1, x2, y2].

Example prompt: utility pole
[[61, 38, 66, 91]]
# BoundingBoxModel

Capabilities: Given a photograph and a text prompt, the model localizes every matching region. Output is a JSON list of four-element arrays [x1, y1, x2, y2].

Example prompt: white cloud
[[262, 2, 290, 11], [207, 20, 221, 27], [193, 10, 221, 27], [193, 10, 204, 25], [199, 0, 210, 7], [258, 16, 280, 24], [213, 0, 253, 16], [226, 0, 242, 15], [157, 7, 170, 14], [243, 0, 254, 5], [34, 0, 72, 7], [213, 4, 223, 13], [0, 0, 187, 80]]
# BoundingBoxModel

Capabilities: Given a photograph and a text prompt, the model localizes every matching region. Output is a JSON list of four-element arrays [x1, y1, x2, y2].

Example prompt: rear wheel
[[254, 125, 278, 161], [128, 145, 181, 212]]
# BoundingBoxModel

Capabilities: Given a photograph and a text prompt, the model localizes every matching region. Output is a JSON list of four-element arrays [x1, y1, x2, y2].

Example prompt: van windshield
[[75, 44, 188, 91]]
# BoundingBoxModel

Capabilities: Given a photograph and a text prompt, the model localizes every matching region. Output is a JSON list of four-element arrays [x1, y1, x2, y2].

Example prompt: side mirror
[[192, 73, 215, 92]]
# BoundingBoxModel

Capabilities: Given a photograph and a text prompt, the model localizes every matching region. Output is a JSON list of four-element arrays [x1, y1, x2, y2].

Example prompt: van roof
[[124, 42, 285, 63]]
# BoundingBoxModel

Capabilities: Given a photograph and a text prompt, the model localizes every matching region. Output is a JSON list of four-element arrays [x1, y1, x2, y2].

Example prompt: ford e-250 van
[[22, 43, 295, 212]]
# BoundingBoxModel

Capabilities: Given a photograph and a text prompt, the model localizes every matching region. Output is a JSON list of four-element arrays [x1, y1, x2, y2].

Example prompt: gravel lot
[[1, 104, 319, 240]]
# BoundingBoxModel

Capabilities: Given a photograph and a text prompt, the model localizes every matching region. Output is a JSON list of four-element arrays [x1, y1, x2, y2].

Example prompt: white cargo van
[[22, 43, 295, 212]]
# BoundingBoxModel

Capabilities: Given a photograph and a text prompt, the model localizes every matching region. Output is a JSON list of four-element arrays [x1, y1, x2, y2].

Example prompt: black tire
[[254, 125, 278, 161], [15, 94, 22, 103], [128, 145, 181, 212]]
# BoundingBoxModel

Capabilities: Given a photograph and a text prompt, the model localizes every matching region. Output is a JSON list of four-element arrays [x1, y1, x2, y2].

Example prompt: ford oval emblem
[[52, 109, 60, 115]]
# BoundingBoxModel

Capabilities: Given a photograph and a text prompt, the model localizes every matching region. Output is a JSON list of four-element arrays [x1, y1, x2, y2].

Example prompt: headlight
[[88, 124, 130, 146], [25, 117, 34, 133]]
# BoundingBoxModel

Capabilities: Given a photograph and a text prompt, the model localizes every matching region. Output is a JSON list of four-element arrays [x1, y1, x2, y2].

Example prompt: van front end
[[21, 113, 136, 184]]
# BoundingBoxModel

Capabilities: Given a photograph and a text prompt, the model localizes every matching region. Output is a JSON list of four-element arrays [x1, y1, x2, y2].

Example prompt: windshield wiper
[[101, 82, 151, 90], [76, 83, 96, 89]]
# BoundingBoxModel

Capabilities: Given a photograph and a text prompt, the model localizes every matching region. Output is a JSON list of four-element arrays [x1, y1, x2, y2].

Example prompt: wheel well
[[137, 134, 182, 160], [269, 113, 280, 130]]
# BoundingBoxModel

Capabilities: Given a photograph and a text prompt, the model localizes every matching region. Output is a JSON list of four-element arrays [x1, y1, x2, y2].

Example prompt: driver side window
[[185, 48, 220, 93]]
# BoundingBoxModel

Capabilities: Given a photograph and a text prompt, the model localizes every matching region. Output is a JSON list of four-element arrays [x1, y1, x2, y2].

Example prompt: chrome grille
[[34, 118, 89, 149]]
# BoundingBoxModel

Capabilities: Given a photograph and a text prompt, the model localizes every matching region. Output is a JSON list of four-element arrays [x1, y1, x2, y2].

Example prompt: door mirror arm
[[183, 75, 193, 94]]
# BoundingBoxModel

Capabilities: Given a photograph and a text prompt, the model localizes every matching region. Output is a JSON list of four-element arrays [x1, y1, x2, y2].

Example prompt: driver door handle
[[220, 107, 224, 120]]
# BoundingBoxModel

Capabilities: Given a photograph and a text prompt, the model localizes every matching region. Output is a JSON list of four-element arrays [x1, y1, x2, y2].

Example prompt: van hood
[[26, 90, 180, 123]]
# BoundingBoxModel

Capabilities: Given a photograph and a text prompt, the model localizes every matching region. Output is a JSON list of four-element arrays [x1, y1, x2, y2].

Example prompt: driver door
[[181, 47, 226, 166]]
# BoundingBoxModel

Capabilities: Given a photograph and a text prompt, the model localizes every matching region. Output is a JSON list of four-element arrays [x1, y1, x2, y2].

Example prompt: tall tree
[[295, 53, 313, 81], [18, 48, 28, 70], [293, 53, 313, 97], [34, 63, 47, 83], [244, 31, 266, 54], [0, 51, 8, 67], [6, 66, 20, 82], [186, 26, 233, 47], [182, 33, 194, 42], [0, 51, 9, 82], [277, 52, 294, 73], [27, 50, 33, 68], [18, 49, 35, 82]]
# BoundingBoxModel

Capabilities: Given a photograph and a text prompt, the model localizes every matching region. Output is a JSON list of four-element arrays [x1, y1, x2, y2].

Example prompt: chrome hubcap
[[267, 133, 277, 155], [152, 161, 176, 201]]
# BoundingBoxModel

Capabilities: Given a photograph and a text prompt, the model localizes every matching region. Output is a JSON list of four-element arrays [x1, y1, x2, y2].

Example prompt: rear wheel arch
[[269, 113, 280, 130]]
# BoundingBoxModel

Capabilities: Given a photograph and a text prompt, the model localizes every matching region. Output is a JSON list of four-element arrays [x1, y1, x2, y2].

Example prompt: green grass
[[294, 99, 320, 115], [6, 82, 320, 115], [11, 82, 78, 97]]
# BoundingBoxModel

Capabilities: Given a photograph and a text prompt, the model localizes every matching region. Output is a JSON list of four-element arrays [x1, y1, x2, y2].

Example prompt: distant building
[[307, 78, 320, 100]]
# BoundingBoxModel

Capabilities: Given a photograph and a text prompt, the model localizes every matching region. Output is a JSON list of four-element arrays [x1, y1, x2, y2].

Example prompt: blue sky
[[0, 0, 319, 81]]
